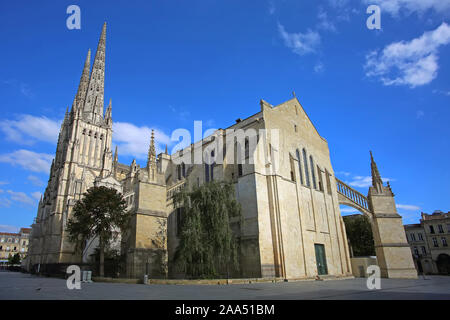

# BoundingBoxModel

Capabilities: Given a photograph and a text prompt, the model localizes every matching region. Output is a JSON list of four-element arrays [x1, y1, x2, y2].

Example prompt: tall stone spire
[[83, 22, 106, 121], [370, 151, 383, 192], [147, 130, 156, 168], [105, 98, 112, 126], [73, 49, 91, 111]]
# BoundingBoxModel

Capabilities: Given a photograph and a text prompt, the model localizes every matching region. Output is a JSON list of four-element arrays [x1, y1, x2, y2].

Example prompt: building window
[[244, 138, 249, 159], [238, 164, 243, 177], [22, 241, 26, 246], [296, 149, 304, 185], [0, 246, 2, 250], [210, 151, 215, 181], [432, 237, 438, 247], [418, 233, 423, 241], [410, 233, 416, 241], [310, 156, 317, 189], [177, 165, 181, 180], [302, 149, 310, 187], [438, 224, 444, 233], [413, 247, 419, 256], [429, 225, 435, 234], [294, 124, 297, 132], [442, 237, 448, 247], [421, 246, 426, 254], [0, 238, 3, 243], [325, 170, 332, 195], [8, 238, 11, 243], [447, 224, 450, 233], [181, 162, 186, 178], [317, 166, 324, 192], [290, 155, 296, 182]]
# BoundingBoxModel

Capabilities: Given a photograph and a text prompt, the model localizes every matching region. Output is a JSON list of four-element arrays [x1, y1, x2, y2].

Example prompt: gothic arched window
[[303, 149, 310, 187], [310, 155, 317, 189], [296, 149, 304, 185], [210, 150, 215, 181]]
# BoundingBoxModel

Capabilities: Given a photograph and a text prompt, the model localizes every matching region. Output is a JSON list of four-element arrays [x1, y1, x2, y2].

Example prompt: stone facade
[[405, 211, 450, 275], [27, 23, 416, 280]]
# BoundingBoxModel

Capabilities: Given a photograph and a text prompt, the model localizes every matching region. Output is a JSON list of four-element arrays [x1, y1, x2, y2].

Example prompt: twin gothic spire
[[72, 22, 108, 123]]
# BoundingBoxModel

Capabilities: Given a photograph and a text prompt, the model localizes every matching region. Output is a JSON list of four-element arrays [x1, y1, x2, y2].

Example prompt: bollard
[[87, 271, 92, 282], [144, 274, 148, 284], [82, 270, 87, 282]]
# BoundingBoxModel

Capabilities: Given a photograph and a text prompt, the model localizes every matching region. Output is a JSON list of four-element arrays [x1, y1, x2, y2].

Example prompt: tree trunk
[[99, 237, 105, 277]]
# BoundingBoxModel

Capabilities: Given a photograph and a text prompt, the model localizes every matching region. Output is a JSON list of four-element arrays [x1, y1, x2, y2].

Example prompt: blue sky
[[0, 0, 449, 232]]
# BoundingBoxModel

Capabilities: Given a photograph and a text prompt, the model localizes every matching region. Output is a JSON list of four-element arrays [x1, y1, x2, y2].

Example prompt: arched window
[[181, 162, 186, 178], [302, 149, 310, 187], [245, 138, 249, 160], [296, 149, 304, 185], [177, 165, 181, 180], [310, 155, 317, 189], [210, 151, 215, 181]]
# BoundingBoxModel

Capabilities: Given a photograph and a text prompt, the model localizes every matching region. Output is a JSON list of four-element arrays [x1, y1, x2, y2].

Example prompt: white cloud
[[278, 23, 321, 55], [317, 8, 337, 32], [340, 207, 359, 213], [31, 192, 42, 201], [0, 224, 19, 233], [7, 190, 36, 206], [365, 22, 450, 88], [27, 175, 44, 187], [314, 62, 325, 73], [335, 171, 351, 177], [396, 204, 421, 211], [364, 0, 450, 16], [347, 175, 393, 188], [113, 122, 171, 160], [416, 110, 425, 119], [433, 89, 450, 96], [0, 114, 61, 145], [0, 149, 53, 173], [268, 1, 275, 15]]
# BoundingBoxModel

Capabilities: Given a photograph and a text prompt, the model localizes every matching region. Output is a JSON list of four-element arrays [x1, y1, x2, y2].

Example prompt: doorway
[[314, 244, 328, 275]]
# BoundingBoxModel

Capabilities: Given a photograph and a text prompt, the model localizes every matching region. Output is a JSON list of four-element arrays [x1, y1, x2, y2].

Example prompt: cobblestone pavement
[[0, 271, 449, 300]]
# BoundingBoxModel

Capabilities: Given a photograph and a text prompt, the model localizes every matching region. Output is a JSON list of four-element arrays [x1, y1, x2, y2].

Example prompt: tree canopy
[[173, 181, 241, 279], [343, 214, 375, 257], [66, 186, 130, 276]]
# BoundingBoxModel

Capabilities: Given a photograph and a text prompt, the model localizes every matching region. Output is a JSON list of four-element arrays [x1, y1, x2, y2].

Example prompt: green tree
[[66, 186, 130, 277], [343, 214, 375, 256], [8, 253, 21, 265], [173, 181, 241, 279]]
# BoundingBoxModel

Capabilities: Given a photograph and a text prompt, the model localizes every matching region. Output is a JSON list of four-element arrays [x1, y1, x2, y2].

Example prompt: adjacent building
[[404, 210, 450, 274], [0, 228, 31, 264]]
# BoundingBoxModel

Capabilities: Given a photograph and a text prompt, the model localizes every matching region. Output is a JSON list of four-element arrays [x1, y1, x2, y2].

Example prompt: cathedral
[[27, 23, 417, 280]]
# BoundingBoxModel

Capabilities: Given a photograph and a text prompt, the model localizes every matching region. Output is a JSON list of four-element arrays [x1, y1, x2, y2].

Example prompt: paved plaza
[[0, 271, 449, 300]]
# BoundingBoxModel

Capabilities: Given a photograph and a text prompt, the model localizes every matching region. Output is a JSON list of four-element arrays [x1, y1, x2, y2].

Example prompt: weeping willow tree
[[173, 181, 241, 279]]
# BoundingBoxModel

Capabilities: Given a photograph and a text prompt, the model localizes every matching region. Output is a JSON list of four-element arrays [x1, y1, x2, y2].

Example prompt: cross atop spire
[[83, 22, 107, 121], [370, 151, 383, 192]]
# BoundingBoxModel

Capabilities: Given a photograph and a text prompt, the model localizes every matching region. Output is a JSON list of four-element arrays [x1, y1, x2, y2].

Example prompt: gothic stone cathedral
[[27, 23, 417, 280]]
